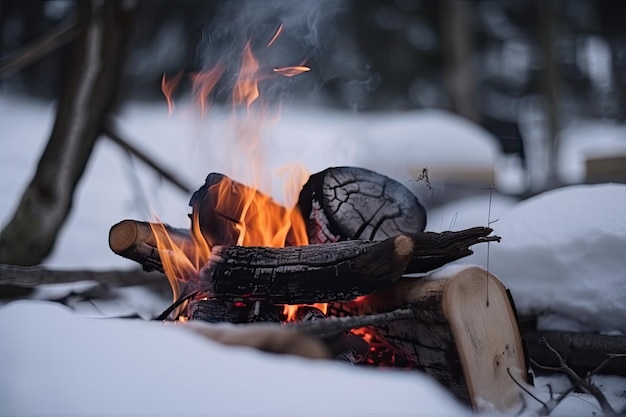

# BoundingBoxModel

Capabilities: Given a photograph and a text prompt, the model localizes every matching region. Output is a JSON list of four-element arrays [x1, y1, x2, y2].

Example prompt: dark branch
[[0, 264, 169, 289], [0, 15, 79, 77], [103, 123, 193, 194]]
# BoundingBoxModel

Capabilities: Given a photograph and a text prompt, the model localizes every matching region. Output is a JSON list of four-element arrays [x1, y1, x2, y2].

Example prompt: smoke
[[197, 0, 370, 105]]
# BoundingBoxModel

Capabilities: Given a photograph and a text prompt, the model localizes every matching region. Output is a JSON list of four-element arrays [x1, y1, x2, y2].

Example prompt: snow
[[440, 184, 626, 333], [2, 95, 626, 416], [0, 301, 466, 417], [557, 120, 626, 183]]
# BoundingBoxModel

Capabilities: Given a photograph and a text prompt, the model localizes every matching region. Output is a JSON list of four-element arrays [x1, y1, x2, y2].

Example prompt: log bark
[[109, 219, 496, 278], [0, 0, 137, 265], [329, 266, 528, 411], [404, 227, 499, 273], [187, 298, 281, 323], [298, 166, 427, 244], [200, 235, 415, 304]]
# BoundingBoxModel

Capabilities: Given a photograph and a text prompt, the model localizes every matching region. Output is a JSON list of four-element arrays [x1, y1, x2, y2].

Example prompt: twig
[[155, 290, 199, 321], [507, 367, 576, 416], [102, 123, 193, 194], [532, 337, 616, 415], [0, 264, 168, 289], [0, 15, 79, 77]]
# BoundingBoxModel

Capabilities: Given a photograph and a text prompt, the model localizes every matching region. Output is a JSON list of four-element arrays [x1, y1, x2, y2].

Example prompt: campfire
[[108, 27, 528, 411], [109, 166, 529, 409]]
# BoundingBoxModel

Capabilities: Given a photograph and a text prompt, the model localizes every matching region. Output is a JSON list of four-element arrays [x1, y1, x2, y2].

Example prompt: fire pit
[[109, 165, 528, 411]]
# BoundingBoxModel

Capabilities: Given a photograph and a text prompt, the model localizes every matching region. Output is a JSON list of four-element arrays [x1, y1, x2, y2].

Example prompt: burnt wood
[[404, 226, 499, 273], [200, 235, 415, 304], [109, 219, 496, 288], [189, 173, 304, 248], [187, 298, 281, 323], [298, 166, 427, 244]]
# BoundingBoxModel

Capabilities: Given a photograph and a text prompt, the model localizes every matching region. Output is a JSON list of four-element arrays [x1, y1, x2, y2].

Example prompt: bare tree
[[0, 0, 137, 265]]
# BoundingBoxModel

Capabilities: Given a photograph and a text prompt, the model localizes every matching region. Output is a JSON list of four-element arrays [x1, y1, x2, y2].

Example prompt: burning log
[[108, 220, 194, 273], [201, 235, 415, 304], [298, 166, 427, 244], [187, 298, 281, 323], [329, 266, 529, 411], [109, 219, 496, 281], [190, 173, 305, 248]]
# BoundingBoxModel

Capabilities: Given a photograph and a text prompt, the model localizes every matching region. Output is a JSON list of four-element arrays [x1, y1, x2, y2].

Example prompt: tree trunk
[[441, 0, 478, 123], [0, 0, 137, 265]]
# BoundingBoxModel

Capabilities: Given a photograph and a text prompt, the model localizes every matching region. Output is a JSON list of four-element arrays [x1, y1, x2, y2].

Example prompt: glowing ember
[[282, 303, 328, 322], [267, 23, 284, 47], [273, 66, 311, 77]]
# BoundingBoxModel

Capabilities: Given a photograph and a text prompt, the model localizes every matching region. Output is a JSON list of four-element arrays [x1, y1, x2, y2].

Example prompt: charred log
[[189, 173, 304, 247], [109, 220, 492, 280], [298, 166, 427, 244], [187, 298, 281, 323], [405, 226, 499, 273], [200, 235, 415, 304]]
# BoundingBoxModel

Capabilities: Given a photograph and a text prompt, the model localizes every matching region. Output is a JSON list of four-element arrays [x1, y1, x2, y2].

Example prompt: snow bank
[[453, 184, 626, 333], [558, 120, 626, 183], [0, 301, 467, 416]]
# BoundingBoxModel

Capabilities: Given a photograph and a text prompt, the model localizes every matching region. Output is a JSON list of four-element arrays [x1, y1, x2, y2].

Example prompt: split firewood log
[[297, 166, 427, 244], [329, 266, 529, 412]]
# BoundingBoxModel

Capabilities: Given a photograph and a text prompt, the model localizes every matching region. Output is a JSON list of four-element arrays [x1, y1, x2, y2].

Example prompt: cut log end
[[442, 267, 528, 411], [109, 220, 140, 253], [393, 235, 415, 262], [328, 266, 528, 412]]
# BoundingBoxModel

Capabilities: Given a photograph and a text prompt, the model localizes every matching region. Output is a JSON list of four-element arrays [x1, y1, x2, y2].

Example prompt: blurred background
[[1, 0, 626, 268]]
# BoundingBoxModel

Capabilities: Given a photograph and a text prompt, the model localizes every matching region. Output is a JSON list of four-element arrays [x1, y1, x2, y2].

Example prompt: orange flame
[[191, 64, 225, 116], [282, 303, 329, 322], [233, 41, 260, 109], [161, 72, 183, 115], [152, 31, 322, 319]]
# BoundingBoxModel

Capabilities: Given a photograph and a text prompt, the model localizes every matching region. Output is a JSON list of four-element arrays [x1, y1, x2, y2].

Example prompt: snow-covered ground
[[1, 95, 625, 416]]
